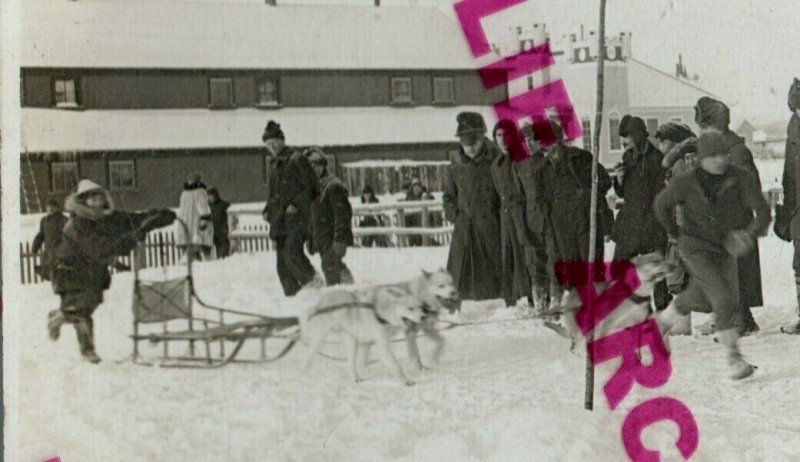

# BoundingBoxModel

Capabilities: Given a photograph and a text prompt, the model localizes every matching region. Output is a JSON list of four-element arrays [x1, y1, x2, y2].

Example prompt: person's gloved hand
[[332, 241, 347, 258], [725, 230, 754, 258]]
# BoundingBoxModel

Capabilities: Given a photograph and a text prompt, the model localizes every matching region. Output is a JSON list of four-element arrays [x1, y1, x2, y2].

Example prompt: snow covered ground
[[6, 237, 800, 461]]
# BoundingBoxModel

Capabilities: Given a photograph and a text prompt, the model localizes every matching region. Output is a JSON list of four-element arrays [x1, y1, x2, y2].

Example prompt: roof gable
[[627, 58, 719, 109], [22, 0, 476, 70]]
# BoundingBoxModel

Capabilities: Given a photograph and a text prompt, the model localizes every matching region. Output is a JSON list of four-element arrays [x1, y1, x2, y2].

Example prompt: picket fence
[[19, 201, 453, 285]]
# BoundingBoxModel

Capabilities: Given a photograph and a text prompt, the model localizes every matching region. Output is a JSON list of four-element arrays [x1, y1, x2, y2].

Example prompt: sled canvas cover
[[132, 277, 191, 323]]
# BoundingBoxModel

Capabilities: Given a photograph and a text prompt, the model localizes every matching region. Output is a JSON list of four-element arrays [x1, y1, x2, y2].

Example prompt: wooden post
[[585, 0, 608, 411], [421, 205, 430, 246]]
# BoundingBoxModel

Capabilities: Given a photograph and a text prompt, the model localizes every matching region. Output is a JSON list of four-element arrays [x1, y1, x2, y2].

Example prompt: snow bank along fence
[[228, 199, 453, 252]]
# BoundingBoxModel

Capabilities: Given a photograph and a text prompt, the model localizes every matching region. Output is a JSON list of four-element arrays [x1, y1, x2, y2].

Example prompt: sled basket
[[130, 219, 299, 368]]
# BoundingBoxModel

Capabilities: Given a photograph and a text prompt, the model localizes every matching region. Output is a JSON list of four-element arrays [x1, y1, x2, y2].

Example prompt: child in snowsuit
[[47, 180, 176, 363], [32, 197, 68, 281]]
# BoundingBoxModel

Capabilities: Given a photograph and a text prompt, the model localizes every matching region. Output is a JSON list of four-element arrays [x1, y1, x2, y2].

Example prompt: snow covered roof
[[627, 58, 720, 109], [22, 0, 476, 70], [21, 107, 499, 153]]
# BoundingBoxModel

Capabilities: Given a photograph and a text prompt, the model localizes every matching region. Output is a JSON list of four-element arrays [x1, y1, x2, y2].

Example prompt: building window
[[390, 77, 413, 104], [109, 160, 137, 191], [209, 77, 235, 109], [581, 119, 592, 150], [256, 77, 279, 106], [54, 78, 79, 108], [671, 117, 683, 123], [609, 117, 622, 151], [51, 162, 79, 193], [433, 77, 455, 104]]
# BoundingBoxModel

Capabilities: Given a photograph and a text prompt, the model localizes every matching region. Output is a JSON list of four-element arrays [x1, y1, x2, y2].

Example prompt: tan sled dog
[[396, 269, 459, 370], [300, 285, 427, 386]]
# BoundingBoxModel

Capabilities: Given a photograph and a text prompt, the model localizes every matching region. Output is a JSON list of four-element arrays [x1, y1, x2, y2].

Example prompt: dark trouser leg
[[320, 247, 353, 286], [285, 230, 316, 285], [275, 239, 302, 297], [215, 238, 230, 258], [60, 293, 101, 361], [676, 249, 739, 331], [793, 239, 800, 320]]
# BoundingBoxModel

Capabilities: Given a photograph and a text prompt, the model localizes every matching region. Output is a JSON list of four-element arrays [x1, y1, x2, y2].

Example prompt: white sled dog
[[300, 269, 458, 386], [559, 252, 676, 343]]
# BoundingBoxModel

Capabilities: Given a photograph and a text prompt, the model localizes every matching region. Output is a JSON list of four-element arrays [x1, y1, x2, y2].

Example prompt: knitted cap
[[695, 132, 727, 160]]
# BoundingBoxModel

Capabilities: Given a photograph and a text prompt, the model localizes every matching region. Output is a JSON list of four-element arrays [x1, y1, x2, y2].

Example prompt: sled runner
[[130, 219, 300, 368]]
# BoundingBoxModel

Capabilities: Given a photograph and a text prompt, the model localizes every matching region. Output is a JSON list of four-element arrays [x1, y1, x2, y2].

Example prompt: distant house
[[736, 119, 789, 158]]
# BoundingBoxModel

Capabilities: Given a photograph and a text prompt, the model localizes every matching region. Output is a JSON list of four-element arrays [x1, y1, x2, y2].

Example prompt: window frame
[[608, 115, 622, 152], [581, 118, 592, 151], [255, 76, 281, 108], [208, 77, 236, 109], [390, 77, 414, 105], [432, 77, 455, 105], [52, 76, 81, 109], [50, 161, 80, 193], [108, 160, 138, 191]]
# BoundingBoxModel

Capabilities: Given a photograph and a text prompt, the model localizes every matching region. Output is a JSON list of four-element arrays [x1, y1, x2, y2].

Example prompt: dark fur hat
[[262, 120, 285, 142], [455, 112, 487, 136], [694, 97, 730, 130], [789, 78, 800, 112]]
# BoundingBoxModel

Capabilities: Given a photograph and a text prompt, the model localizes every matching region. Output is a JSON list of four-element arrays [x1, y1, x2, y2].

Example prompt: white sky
[[260, 0, 800, 124]]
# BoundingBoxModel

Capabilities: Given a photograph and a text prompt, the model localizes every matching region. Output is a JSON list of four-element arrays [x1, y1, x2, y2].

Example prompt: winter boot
[[781, 318, 800, 335], [654, 304, 683, 354], [532, 286, 549, 316], [782, 284, 800, 334], [74, 318, 101, 364], [717, 328, 755, 380], [696, 313, 716, 335], [47, 310, 65, 341], [735, 303, 760, 337], [669, 312, 692, 336]]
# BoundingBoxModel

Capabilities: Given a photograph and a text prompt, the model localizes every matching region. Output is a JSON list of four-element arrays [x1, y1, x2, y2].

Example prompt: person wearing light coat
[[176, 173, 213, 261]]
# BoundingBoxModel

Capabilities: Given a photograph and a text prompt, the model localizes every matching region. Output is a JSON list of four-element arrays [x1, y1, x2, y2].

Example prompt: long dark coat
[[209, 198, 230, 241], [781, 114, 800, 238], [443, 141, 502, 301], [491, 151, 532, 304], [611, 141, 668, 259], [534, 145, 612, 263], [720, 130, 764, 308], [32, 212, 68, 276], [263, 146, 320, 241], [53, 194, 175, 295], [513, 150, 549, 240], [309, 172, 354, 254]]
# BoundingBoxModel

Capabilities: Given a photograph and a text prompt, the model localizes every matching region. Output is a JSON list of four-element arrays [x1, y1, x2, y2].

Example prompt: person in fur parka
[[47, 179, 176, 363]]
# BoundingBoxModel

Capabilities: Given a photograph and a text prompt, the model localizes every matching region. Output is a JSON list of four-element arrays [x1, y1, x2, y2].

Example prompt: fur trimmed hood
[[64, 184, 115, 220]]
